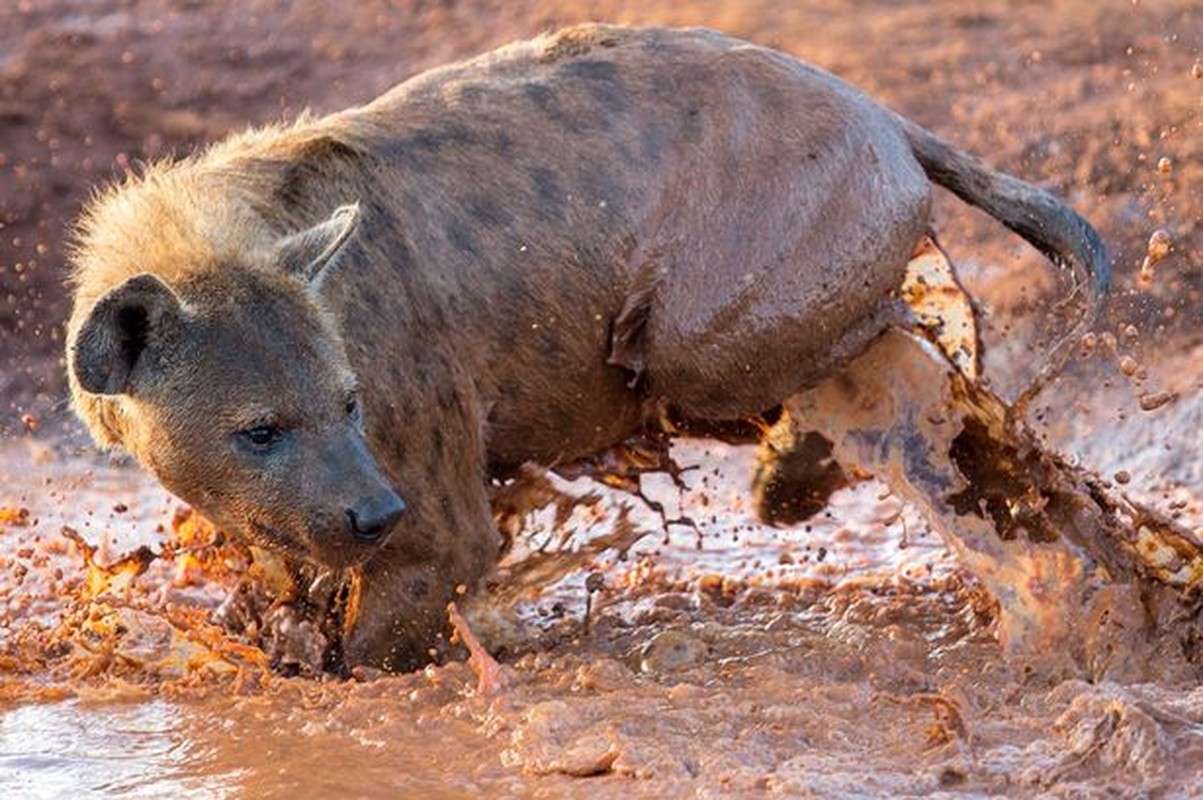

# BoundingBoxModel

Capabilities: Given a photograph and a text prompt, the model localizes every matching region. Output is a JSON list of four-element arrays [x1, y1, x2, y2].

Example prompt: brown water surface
[[3, 402, 1202, 798]]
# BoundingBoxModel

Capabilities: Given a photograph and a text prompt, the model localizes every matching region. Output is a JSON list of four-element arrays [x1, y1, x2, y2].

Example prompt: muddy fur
[[66, 25, 1107, 670]]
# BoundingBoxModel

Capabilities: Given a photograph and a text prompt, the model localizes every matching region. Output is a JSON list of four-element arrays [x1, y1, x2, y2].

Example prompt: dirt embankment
[[1, 0, 1199, 433]]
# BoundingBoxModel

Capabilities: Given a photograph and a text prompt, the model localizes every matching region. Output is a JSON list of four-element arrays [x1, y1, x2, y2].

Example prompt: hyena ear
[[278, 203, 361, 287], [70, 273, 183, 396]]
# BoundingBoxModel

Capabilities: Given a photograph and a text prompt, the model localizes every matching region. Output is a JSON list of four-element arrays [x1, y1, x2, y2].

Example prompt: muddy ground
[[0, 1, 1201, 798]]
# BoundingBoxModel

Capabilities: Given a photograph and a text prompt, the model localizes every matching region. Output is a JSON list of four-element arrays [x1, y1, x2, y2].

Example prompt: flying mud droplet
[[1139, 229, 1172, 285], [1079, 332, 1098, 358], [1118, 355, 1139, 376], [583, 571, 605, 635], [0, 507, 32, 527], [1137, 391, 1175, 412], [1156, 157, 1172, 175], [1192, 62, 1203, 79], [1113, 470, 1131, 485], [585, 572, 605, 594]]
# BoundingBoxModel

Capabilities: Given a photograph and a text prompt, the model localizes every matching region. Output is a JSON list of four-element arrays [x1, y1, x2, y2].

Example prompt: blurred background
[[1, 0, 1199, 439]]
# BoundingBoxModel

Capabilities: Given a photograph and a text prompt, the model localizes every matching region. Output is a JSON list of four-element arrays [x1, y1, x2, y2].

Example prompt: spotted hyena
[[67, 24, 1107, 670]]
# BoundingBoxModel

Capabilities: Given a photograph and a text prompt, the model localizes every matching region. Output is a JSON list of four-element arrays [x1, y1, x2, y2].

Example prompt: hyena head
[[67, 203, 406, 569]]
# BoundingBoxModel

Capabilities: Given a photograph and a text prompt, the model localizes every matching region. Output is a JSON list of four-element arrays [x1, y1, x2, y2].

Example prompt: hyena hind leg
[[752, 418, 854, 527]]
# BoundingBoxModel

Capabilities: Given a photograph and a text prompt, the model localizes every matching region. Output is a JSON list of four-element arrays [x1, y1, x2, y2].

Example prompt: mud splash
[[0, 431, 978, 798]]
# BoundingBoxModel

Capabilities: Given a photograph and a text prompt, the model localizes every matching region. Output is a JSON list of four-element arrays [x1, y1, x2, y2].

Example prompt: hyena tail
[[899, 115, 1110, 320]]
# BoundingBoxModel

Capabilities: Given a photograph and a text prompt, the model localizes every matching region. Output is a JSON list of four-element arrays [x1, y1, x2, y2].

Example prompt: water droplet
[[1137, 391, 1174, 412], [1139, 229, 1172, 284], [1079, 332, 1098, 357]]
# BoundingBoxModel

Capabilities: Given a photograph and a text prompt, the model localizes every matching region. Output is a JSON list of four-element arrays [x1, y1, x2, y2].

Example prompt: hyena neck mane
[[69, 119, 377, 312]]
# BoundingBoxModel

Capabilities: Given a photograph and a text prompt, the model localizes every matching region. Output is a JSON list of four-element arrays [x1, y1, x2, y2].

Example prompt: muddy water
[[3, 403, 1203, 799]]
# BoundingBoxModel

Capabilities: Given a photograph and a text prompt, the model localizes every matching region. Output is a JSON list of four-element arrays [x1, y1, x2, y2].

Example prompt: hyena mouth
[[247, 519, 297, 552], [248, 518, 380, 569]]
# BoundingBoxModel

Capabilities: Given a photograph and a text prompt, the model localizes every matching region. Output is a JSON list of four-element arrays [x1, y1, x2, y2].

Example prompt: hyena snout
[[345, 490, 407, 543], [315, 427, 406, 553]]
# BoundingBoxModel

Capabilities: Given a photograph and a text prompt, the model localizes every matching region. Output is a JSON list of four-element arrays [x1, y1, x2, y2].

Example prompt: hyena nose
[[345, 491, 407, 543]]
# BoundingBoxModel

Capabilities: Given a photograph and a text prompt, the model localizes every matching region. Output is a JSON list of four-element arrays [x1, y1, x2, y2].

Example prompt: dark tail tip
[[1075, 210, 1110, 317]]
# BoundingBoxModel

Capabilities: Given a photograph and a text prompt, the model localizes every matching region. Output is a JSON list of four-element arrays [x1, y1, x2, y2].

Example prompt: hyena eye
[[345, 394, 361, 420], [237, 425, 285, 451]]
